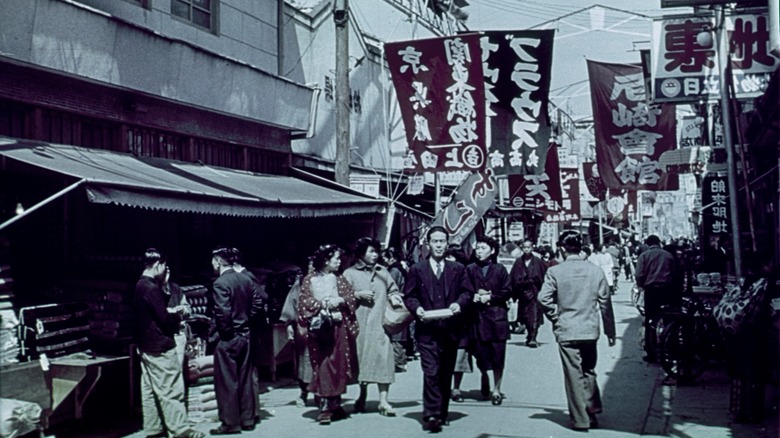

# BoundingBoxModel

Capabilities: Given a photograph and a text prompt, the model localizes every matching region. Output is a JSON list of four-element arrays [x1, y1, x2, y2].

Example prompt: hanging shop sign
[[544, 166, 580, 223], [701, 172, 731, 236], [507, 142, 562, 211], [428, 169, 498, 245], [650, 13, 779, 102], [583, 162, 607, 201], [480, 30, 555, 176], [386, 34, 487, 173], [587, 60, 679, 191]]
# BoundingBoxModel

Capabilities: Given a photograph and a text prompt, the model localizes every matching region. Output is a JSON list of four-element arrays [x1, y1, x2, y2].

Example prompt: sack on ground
[[383, 301, 413, 335], [712, 278, 768, 335]]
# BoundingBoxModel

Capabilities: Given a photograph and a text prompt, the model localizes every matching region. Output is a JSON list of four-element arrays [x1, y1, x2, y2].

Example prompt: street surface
[[120, 279, 777, 438]]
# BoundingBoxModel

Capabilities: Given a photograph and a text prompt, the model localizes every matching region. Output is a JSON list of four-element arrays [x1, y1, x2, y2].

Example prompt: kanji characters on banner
[[587, 60, 679, 191], [480, 30, 555, 176], [428, 169, 499, 245], [544, 166, 580, 223], [701, 173, 730, 237], [507, 142, 562, 211], [385, 34, 487, 173]]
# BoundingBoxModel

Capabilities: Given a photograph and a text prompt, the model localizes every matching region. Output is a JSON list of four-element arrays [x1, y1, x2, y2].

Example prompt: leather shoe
[[209, 425, 240, 435], [450, 389, 464, 402], [423, 417, 443, 433]]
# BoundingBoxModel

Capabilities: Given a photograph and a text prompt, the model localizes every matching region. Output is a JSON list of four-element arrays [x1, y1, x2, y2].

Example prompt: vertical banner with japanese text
[[507, 142, 562, 211], [587, 60, 679, 191], [385, 34, 486, 173], [544, 166, 580, 223], [429, 169, 499, 245], [480, 30, 554, 176], [701, 173, 730, 237]]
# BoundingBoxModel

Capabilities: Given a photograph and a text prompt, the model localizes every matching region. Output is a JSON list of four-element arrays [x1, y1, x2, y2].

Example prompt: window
[[172, 0, 215, 30]]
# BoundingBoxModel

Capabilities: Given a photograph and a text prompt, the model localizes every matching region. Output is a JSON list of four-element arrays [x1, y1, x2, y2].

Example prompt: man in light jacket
[[538, 231, 616, 432]]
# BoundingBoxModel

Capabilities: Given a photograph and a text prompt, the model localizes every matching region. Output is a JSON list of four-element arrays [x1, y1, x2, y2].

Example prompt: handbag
[[713, 278, 768, 335], [383, 300, 413, 335]]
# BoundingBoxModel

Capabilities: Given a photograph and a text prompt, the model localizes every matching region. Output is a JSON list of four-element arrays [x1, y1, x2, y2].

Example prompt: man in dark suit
[[209, 247, 257, 435], [403, 226, 473, 433]]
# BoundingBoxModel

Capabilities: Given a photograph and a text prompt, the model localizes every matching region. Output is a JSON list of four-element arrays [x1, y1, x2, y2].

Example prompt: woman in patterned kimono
[[298, 244, 359, 425], [344, 237, 404, 417]]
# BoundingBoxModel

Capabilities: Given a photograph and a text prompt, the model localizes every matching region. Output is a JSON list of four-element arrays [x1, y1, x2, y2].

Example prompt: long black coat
[[465, 262, 512, 341], [403, 259, 473, 342]]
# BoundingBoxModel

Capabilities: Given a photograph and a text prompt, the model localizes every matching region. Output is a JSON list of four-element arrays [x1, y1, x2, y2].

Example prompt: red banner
[[386, 34, 486, 173], [507, 142, 562, 211], [587, 60, 678, 191], [429, 169, 498, 245]]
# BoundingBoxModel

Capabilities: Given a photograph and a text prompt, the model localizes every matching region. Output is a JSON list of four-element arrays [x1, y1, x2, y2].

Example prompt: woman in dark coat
[[465, 235, 512, 405]]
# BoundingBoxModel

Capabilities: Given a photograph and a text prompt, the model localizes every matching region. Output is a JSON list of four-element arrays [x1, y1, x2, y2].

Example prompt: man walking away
[[537, 232, 616, 432], [635, 235, 679, 363]]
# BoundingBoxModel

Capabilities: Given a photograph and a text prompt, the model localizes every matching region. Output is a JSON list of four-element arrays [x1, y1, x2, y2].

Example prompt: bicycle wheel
[[659, 319, 706, 383]]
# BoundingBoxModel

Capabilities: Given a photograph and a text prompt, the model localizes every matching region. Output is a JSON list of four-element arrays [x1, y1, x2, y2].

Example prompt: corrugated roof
[[0, 137, 385, 218]]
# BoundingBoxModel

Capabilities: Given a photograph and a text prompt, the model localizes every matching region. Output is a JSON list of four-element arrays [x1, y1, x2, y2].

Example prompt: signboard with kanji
[[651, 13, 779, 102], [544, 166, 580, 223], [385, 34, 487, 173], [701, 173, 730, 236], [587, 60, 679, 191], [480, 30, 555, 176], [507, 142, 562, 211]]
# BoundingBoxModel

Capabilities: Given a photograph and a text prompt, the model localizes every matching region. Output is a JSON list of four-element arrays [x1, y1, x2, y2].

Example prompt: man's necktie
[[434, 262, 442, 278]]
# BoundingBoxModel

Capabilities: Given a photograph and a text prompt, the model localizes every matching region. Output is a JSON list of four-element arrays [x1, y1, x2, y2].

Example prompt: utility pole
[[334, 0, 350, 186], [715, 5, 742, 280]]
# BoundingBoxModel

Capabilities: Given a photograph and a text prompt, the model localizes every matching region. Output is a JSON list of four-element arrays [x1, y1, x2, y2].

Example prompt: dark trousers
[[643, 284, 677, 359], [417, 334, 458, 421], [214, 335, 255, 428], [558, 341, 602, 429]]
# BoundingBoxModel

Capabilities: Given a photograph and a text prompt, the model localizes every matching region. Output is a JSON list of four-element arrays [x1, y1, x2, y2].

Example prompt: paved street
[[120, 279, 778, 438]]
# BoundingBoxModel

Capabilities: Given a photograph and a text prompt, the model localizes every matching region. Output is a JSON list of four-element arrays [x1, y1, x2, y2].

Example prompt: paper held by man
[[422, 308, 454, 320]]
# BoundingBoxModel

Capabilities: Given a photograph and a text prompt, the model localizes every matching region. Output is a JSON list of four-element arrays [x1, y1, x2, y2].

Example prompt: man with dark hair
[[509, 238, 547, 348], [403, 226, 473, 433], [209, 247, 258, 434], [133, 248, 204, 438], [635, 234, 678, 363], [538, 232, 616, 432], [228, 248, 268, 426]]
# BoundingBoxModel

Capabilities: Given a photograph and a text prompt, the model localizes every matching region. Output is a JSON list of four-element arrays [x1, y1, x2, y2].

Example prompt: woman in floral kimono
[[297, 244, 359, 425]]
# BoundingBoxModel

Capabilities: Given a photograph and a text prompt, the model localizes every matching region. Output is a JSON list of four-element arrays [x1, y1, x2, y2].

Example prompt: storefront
[[0, 136, 386, 431]]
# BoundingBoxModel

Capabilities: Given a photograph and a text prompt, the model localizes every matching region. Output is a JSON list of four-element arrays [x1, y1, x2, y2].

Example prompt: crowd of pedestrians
[[132, 230, 663, 435]]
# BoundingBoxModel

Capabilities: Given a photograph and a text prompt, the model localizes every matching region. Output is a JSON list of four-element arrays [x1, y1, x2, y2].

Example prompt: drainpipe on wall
[[278, 0, 285, 76]]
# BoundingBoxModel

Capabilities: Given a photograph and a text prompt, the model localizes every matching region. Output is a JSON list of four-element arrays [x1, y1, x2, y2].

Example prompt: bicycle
[[654, 295, 725, 383]]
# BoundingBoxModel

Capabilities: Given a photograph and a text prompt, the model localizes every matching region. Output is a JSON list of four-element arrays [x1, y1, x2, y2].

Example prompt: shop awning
[[0, 137, 385, 219]]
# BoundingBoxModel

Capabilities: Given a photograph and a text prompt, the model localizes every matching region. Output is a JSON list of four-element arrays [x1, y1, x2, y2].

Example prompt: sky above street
[[465, 0, 693, 119]]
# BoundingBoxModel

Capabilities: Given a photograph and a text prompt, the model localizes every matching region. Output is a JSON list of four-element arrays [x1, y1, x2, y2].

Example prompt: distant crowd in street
[[132, 227, 775, 435]]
